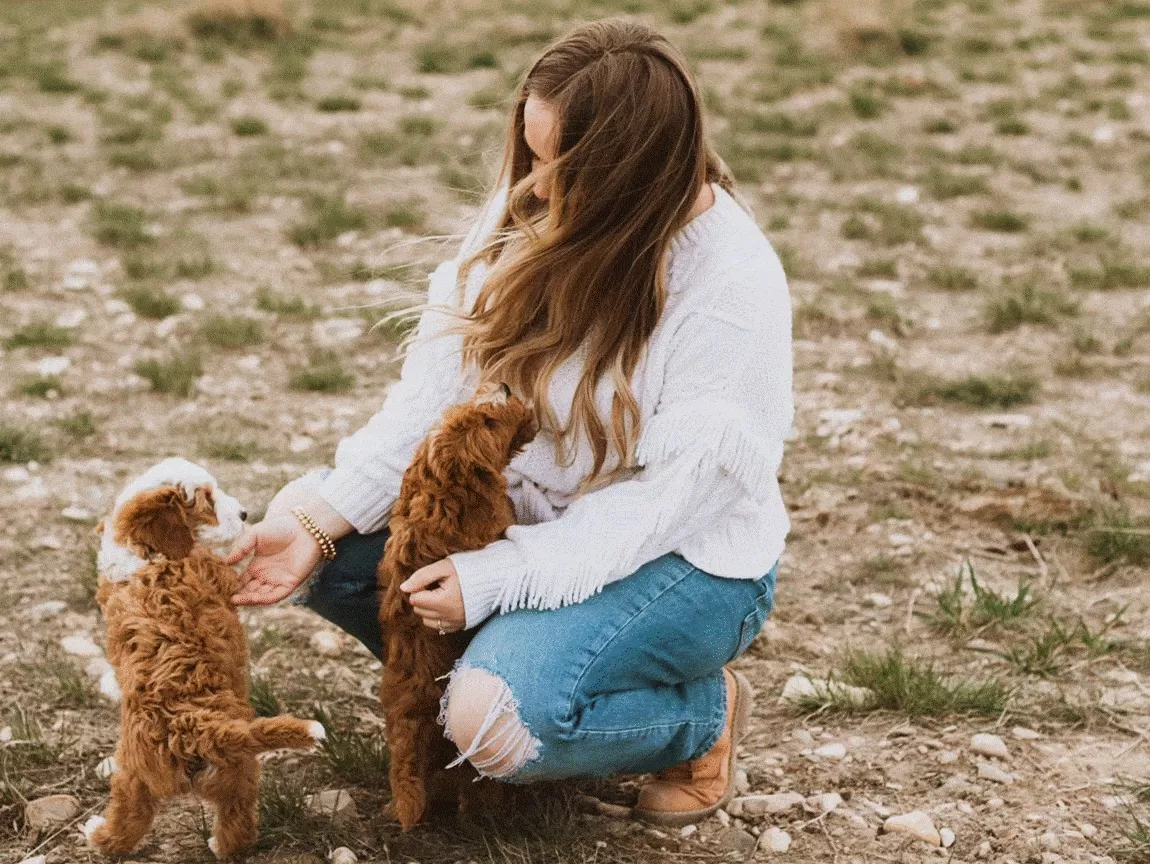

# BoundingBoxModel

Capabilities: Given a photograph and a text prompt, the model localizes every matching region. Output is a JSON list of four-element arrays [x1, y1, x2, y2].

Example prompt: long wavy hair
[[445, 19, 736, 494]]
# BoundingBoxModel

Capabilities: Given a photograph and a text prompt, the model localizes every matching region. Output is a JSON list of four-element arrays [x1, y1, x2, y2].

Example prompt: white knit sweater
[[310, 183, 794, 629]]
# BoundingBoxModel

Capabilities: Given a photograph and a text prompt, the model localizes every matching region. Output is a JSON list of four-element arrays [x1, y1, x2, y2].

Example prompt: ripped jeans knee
[[439, 665, 541, 781]]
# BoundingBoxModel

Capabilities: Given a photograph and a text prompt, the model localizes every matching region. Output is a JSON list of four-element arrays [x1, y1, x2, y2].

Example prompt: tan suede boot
[[633, 667, 752, 826]]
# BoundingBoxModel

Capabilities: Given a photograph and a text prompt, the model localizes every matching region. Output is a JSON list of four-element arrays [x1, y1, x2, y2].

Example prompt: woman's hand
[[227, 491, 353, 606], [401, 559, 466, 633], [226, 515, 322, 605]]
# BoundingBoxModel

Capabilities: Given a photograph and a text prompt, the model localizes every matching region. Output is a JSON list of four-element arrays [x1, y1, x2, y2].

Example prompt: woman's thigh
[[459, 553, 777, 736], [297, 528, 390, 660]]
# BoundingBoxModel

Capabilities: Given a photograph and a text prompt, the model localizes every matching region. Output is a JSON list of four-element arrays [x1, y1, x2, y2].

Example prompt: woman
[[227, 18, 793, 826]]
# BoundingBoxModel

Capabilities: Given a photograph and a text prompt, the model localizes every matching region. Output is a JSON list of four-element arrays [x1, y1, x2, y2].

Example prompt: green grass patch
[[256, 287, 320, 318], [200, 315, 264, 349], [970, 208, 1029, 233], [1068, 258, 1150, 290], [134, 352, 203, 397], [1086, 507, 1150, 566], [59, 410, 97, 439], [316, 94, 361, 112], [924, 560, 1035, 635], [984, 282, 1079, 333], [926, 265, 979, 291], [120, 285, 180, 319], [91, 200, 153, 247], [3, 321, 71, 350], [231, 115, 268, 136], [800, 647, 1008, 717], [923, 168, 988, 200], [897, 368, 1040, 408], [288, 350, 354, 393], [289, 194, 368, 247], [312, 704, 390, 785], [0, 424, 50, 463], [18, 375, 63, 398]]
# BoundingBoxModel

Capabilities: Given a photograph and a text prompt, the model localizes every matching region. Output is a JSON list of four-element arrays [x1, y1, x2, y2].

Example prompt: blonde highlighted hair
[[408, 19, 737, 494]]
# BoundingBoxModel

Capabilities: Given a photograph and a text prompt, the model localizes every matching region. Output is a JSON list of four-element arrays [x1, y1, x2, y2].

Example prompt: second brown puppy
[[378, 381, 537, 829]]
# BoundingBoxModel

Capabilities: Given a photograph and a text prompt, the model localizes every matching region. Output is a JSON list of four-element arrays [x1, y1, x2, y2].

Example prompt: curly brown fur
[[379, 383, 537, 830], [87, 463, 322, 860]]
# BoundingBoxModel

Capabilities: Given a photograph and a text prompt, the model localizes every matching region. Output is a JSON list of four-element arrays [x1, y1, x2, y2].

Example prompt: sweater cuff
[[449, 539, 527, 630], [314, 463, 393, 535]]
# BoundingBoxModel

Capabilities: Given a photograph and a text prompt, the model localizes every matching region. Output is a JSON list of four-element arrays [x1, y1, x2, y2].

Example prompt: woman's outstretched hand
[[227, 515, 322, 606], [401, 559, 466, 633], [226, 486, 353, 606]]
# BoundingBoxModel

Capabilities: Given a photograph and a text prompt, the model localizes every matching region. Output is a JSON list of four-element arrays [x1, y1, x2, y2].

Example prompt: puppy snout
[[239, 509, 248, 522]]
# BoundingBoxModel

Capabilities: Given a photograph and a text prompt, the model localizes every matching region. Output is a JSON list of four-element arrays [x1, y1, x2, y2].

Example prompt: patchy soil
[[2, 0, 1150, 862]]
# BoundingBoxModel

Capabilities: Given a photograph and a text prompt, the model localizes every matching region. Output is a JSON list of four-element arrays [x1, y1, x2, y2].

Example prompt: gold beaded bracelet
[[291, 507, 338, 561]]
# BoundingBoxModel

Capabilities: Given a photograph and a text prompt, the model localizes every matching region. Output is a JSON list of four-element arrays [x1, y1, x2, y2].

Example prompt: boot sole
[[633, 669, 753, 827]]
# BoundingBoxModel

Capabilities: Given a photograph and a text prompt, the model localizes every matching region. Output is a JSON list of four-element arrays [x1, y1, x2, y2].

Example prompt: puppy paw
[[82, 815, 106, 843], [306, 720, 327, 744]]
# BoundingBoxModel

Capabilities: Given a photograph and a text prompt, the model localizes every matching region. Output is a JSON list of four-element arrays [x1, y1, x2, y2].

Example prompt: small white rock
[[883, 811, 940, 846], [25, 794, 81, 830], [61, 634, 102, 658], [95, 756, 117, 779], [29, 600, 68, 620], [18, 856, 47, 864], [0, 727, 11, 742], [61, 506, 93, 522], [977, 761, 1014, 784], [866, 592, 893, 608], [1039, 831, 1061, 850], [734, 767, 749, 794], [896, 185, 920, 205], [739, 792, 805, 815], [304, 789, 357, 822], [55, 308, 87, 328], [817, 792, 842, 813], [715, 808, 731, 827], [310, 630, 341, 656], [290, 435, 315, 453], [987, 797, 1005, 809], [329, 847, 358, 864], [940, 827, 956, 848], [868, 329, 899, 352], [1011, 726, 1041, 740], [937, 750, 960, 765], [181, 293, 205, 311], [970, 733, 1010, 760], [780, 674, 873, 707], [813, 742, 846, 760], [35, 356, 71, 376], [761, 826, 792, 853], [679, 824, 697, 838], [1079, 822, 1097, 838]]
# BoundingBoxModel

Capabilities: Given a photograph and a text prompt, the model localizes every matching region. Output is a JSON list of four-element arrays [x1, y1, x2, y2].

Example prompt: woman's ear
[[114, 486, 196, 560]]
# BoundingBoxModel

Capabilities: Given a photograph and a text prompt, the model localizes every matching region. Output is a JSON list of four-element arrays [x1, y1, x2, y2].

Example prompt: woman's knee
[[443, 667, 541, 780]]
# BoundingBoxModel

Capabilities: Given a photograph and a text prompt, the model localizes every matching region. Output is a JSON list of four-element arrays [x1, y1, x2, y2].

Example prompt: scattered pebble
[[310, 630, 342, 656], [61, 634, 102, 658], [813, 742, 846, 760], [1011, 726, 1041, 740], [714, 826, 758, 858], [61, 506, 94, 522], [18, 856, 47, 864], [329, 848, 358, 864], [0, 727, 11, 742], [1039, 830, 1061, 850], [883, 811, 940, 846], [761, 826, 792, 853], [95, 756, 117, 779], [35, 356, 71, 376], [29, 600, 68, 621], [780, 674, 873, 707], [970, 733, 1010, 760], [25, 794, 81, 830], [715, 808, 731, 827], [940, 827, 956, 848], [679, 824, 697, 838], [977, 761, 1015, 784], [815, 792, 842, 813], [866, 592, 893, 608], [1080, 822, 1098, 838], [937, 749, 960, 765], [738, 792, 805, 815], [304, 789, 357, 823]]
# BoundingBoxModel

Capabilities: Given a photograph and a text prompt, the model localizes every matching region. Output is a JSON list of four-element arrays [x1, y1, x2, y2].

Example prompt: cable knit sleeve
[[449, 264, 794, 629]]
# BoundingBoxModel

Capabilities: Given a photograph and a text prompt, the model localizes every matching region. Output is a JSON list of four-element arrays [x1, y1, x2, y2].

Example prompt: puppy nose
[[239, 509, 248, 522], [499, 382, 511, 397]]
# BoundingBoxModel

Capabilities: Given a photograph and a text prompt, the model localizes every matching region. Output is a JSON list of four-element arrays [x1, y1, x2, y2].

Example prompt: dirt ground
[[3, 0, 1150, 862]]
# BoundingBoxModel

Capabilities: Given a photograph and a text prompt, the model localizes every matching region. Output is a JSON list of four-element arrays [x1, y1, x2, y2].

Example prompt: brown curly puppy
[[379, 382, 537, 830], [84, 458, 325, 860]]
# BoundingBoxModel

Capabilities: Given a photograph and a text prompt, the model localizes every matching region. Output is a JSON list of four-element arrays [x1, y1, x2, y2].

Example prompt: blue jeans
[[299, 528, 777, 781]]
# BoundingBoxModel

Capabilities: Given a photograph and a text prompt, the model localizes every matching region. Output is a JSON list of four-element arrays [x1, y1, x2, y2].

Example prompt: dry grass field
[[3, 0, 1150, 861]]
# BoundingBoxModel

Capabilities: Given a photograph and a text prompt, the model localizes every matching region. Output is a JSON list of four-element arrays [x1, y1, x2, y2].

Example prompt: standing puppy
[[85, 458, 324, 860], [379, 383, 537, 829]]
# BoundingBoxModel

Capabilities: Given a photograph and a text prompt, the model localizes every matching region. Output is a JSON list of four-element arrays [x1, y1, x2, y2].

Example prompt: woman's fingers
[[225, 528, 258, 565]]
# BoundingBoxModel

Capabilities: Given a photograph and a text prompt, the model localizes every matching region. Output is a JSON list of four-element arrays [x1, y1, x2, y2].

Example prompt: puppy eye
[[483, 417, 498, 430]]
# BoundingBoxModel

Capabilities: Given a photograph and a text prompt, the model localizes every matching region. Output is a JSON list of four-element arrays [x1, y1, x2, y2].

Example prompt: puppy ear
[[114, 486, 196, 560]]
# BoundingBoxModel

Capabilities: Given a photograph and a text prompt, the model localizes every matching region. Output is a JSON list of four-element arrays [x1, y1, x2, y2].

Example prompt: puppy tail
[[188, 713, 326, 760]]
